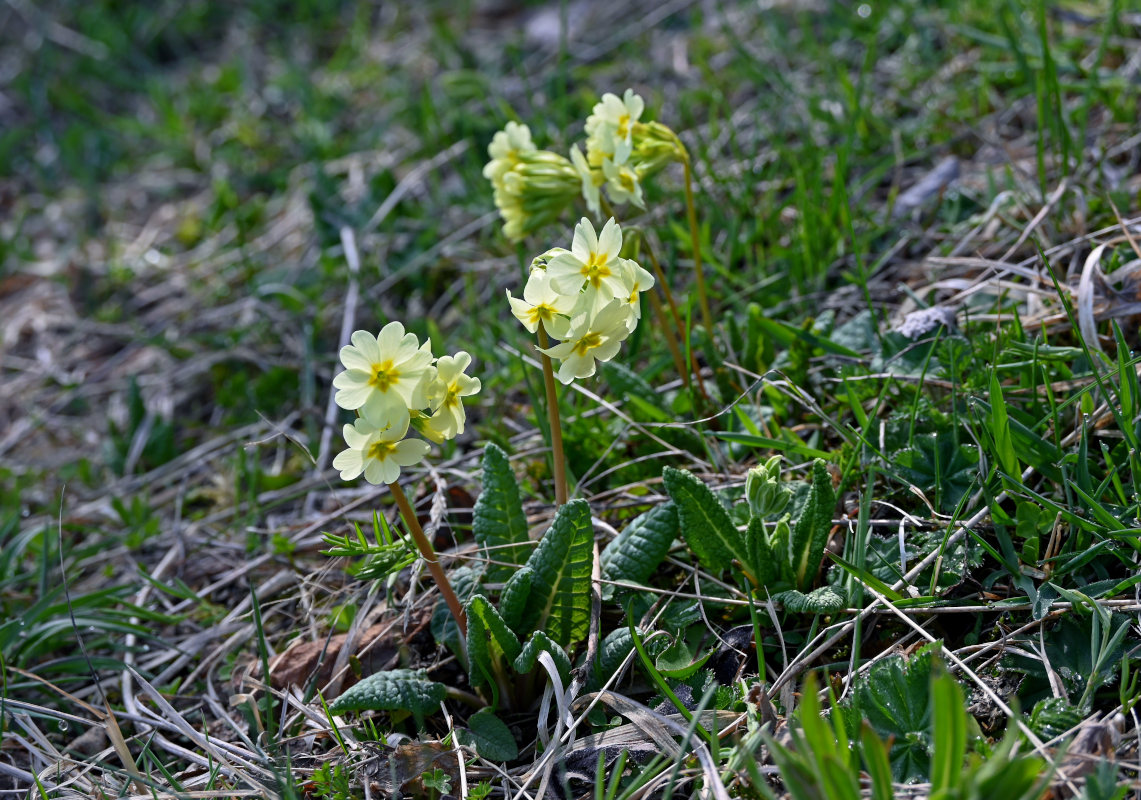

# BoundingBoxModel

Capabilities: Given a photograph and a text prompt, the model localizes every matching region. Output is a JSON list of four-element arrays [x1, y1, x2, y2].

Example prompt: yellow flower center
[[528, 303, 557, 324], [369, 360, 400, 392], [367, 439, 397, 461], [618, 114, 631, 138], [581, 253, 612, 289], [573, 332, 603, 356], [443, 383, 460, 408]]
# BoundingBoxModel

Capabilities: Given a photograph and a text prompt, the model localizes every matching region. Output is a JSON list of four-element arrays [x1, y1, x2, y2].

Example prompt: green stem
[[646, 285, 689, 389], [444, 686, 487, 709], [388, 481, 468, 640], [537, 323, 569, 505], [682, 157, 714, 334], [640, 235, 687, 349]]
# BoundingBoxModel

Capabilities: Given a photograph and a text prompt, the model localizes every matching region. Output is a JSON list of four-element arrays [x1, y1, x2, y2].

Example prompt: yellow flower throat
[[368, 360, 400, 391], [581, 253, 612, 288], [443, 383, 460, 408], [367, 440, 397, 460], [573, 333, 602, 356]]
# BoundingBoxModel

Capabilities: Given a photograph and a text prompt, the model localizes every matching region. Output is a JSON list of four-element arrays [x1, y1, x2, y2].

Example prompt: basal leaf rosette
[[331, 321, 481, 485]]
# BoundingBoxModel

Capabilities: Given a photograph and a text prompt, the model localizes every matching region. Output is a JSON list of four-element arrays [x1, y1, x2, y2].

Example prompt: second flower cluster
[[508, 216, 654, 384]]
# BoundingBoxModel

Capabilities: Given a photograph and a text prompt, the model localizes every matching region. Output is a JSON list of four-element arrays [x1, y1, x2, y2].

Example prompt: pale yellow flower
[[507, 270, 575, 337], [483, 121, 535, 189], [547, 217, 627, 299], [332, 412, 430, 485], [601, 156, 645, 209], [528, 247, 571, 272], [585, 89, 644, 165], [424, 352, 481, 441], [616, 258, 655, 331], [540, 300, 632, 384], [333, 324, 433, 428], [570, 144, 602, 216]]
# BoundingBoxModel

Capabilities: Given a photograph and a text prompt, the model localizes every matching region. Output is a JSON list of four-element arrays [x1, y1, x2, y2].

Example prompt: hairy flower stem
[[682, 157, 714, 335], [536, 323, 569, 505], [388, 480, 467, 639]]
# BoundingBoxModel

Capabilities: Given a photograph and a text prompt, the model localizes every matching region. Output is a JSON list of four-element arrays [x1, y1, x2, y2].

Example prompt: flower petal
[[363, 458, 397, 485], [348, 330, 381, 363], [333, 448, 364, 480], [376, 321, 407, 353], [393, 439, 432, 466], [332, 369, 367, 390], [334, 383, 373, 411], [571, 217, 598, 262], [361, 396, 410, 431], [598, 217, 622, 260], [539, 341, 575, 360], [340, 345, 375, 373], [545, 315, 571, 340]]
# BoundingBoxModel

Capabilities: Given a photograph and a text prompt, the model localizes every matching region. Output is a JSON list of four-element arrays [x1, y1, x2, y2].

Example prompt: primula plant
[[325, 320, 481, 635], [507, 216, 653, 502], [302, 73, 1138, 800]]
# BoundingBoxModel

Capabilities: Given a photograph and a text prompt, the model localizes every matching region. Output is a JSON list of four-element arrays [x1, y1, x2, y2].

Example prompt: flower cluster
[[483, 122, 580, 242], [484, 89, 687, 240], [508, 217, 655, 383], [331, 323, 480, 484]]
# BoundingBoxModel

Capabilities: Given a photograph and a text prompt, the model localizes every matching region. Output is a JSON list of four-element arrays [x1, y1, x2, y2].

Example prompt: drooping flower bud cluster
[[508, 217, 655, 384], [331, 323, 481, 484], [485, 89, 687, 241], [482, 122, 580, 242]]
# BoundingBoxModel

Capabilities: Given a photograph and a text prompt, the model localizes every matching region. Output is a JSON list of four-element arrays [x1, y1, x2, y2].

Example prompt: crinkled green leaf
[[589, 627, 674, 690], [599, 502, 677, 598], [472, 444, 529, 580], [514, 499, 594, 648], [854, 641, 940, 782], [328, 668, 445, 715], [455, 709, 518, 762], [776, 585, 845, 613], [466, 594, 522, 690], [789, 460, 835, 591], [513, 630, 571, 683], [498, 565, 532, 635], [591, 627, 640, 690], [663, 467, 743, 574], [1028, 697, 1083, 739], [894, 433, 979, 514]]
